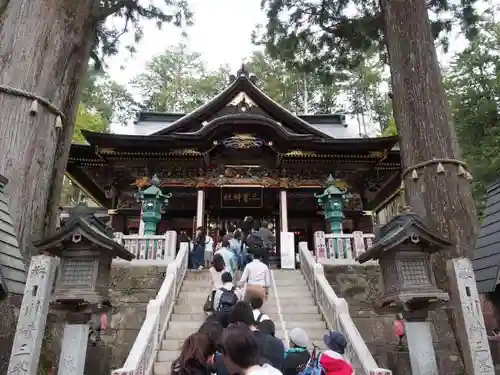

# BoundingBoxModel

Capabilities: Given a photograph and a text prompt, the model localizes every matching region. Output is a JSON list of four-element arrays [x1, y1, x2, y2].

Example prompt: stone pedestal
[[7, 255, 58, 375], [405, 320, 438, 375], [447, 258, 495, 375], [57, 324, 89, 375]]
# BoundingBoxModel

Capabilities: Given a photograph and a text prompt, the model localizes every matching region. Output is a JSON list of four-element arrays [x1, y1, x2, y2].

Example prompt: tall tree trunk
[[380, 0, 477, 369], [380, 0, 477, 266], [0, 0, 97, 260]]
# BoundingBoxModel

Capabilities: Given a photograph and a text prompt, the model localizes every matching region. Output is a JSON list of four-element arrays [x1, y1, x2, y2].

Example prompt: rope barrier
[[0, 84, 65, 128], [400, 157, 472, 187]]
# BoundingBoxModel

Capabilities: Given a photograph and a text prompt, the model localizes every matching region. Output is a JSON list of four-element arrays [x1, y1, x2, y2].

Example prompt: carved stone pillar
[[8, 255, 58, 375]]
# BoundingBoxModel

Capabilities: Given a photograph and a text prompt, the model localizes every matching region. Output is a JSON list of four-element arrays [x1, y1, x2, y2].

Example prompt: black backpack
[[217, 287, 238, 312]]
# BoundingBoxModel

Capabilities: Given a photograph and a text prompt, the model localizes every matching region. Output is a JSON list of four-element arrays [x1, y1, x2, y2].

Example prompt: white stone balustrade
[[113, 231, 177, 265], [298, 242, 391, 375], [111, 242, 189, 375], [313, 231, 375, 265]]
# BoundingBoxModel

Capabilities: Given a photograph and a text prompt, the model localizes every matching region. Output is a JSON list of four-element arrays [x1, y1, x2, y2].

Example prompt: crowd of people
[[171, 300, 354, 375], [174, 216, 354, 375], [188, 216, 277, 272]]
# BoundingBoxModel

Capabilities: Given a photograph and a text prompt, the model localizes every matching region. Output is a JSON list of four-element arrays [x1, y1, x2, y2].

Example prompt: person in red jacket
[[319, 331, 353, 375]]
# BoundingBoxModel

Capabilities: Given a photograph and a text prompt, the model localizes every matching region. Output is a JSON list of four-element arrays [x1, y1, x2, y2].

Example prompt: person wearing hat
[[283, 328, 311, 375], [319, 331, 353, 375]]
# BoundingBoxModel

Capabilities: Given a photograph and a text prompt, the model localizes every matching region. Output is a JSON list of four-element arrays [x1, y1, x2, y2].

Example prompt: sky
[[106, 0, 489, 136], [107, 0, 266, 87]]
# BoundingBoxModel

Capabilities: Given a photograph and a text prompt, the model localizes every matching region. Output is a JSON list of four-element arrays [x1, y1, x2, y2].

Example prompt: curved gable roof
[[152, 73, 331, 139]]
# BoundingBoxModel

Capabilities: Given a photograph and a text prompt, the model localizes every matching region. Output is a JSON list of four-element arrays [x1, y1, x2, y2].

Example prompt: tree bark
[[0, 0, 98, 260], [380, 0, 477, 265], [380, 0, 478, 369]]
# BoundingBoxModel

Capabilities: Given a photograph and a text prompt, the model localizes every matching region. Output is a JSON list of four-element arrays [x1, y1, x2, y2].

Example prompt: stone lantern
[[34, 204, 134, 312], [314, 174, 346, 234], [34, 203, 134, 309], [134, 174, 172, 235], [32, 204, 134, 375], [357, 210, 449, 311], [357, 209, 450, 375]]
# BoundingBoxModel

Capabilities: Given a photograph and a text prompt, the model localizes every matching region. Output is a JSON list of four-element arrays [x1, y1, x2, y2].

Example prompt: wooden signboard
[[220, 187, 263, 208]]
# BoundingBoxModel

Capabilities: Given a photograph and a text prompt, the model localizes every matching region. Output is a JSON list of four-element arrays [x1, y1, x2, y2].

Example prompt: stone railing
[[314, 231, 375, 265], [298, 242, 391, 375], [111, 242, 189, 375], [113, 231, 177, 265]]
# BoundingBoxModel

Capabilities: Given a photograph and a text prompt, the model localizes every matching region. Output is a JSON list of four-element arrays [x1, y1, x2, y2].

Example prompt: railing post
[[314, 231, 326, 262], [165, 230, 177, 261], [313, 263, 324, 300], [147, 299, 162, 351], [352, 231, 365, 258]]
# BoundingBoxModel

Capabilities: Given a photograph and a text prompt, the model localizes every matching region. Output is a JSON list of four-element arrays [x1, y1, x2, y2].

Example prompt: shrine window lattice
[[400, 259, 430, 286], [61, 257, 95, 287]]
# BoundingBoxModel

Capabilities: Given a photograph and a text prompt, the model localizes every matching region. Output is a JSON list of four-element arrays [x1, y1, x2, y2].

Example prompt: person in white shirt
[[215, 237, 237, 277], [250, 297, 270, 324], [209, 254, 226, 291], [204, 232, 215, 268], [239, 248, 271, 302]]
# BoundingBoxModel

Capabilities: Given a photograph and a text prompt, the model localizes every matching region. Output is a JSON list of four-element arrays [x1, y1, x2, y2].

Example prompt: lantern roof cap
[[314, 174, 347, 199], [33, 203, 134, 261], [136, 174, 172, 199], [357, 208, 451, 263]]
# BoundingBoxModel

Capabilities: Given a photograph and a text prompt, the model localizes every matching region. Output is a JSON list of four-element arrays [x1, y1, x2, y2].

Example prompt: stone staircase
[[154, 268, 328, 375], [272, 269, 328, 350]]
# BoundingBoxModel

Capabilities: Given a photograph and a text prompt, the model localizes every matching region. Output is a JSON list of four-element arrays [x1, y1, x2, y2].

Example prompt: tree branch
[[97, 0, 136, 21]]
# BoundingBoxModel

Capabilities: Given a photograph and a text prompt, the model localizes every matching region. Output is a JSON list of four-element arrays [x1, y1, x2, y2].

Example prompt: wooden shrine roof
[[0, 175, 27, 296], [473, 179, 500, 293]]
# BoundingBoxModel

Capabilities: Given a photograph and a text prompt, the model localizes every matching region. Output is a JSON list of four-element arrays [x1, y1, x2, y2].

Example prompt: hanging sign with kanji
[[220, 187, 263, 208]]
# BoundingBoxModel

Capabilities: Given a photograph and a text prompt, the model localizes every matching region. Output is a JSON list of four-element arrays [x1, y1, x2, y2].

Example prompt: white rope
[[0, 84, 66, 126]]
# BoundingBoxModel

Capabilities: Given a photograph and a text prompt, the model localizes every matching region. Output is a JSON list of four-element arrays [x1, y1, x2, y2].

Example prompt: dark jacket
[[254, 330, 285, 370], [214, 330, 285, 375], [258, 227, 276, 249], [283, 348, 311, 375]]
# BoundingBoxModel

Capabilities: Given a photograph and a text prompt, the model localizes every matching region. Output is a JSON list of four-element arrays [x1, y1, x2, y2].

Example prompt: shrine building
[[66, 67, 402, 257]]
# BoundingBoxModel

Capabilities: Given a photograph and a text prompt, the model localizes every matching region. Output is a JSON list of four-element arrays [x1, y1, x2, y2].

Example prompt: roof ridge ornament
[[229, 64, 258, 84]]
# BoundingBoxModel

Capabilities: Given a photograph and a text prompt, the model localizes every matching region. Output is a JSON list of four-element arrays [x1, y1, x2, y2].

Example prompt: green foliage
[[93, 0, 193, 69], [445, 18, 500, 210], [381, 117, 397, 136], [254, 0, 480, 77], [81, 69, 138, 124], [131, 43, 231, 112], [73, 103, 108, 143]]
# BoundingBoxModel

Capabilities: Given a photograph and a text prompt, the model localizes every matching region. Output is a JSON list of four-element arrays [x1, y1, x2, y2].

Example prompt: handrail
[[298, 242, 391, 375], [111, 241, 190, 375]]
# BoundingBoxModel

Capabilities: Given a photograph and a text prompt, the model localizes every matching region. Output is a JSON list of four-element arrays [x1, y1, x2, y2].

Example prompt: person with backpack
[[319, 331, 353, 375], [251, 297, 270, 324], [213, 272, 241, 328], [283, 328, 311, 375], [239, 248, 271, 303]]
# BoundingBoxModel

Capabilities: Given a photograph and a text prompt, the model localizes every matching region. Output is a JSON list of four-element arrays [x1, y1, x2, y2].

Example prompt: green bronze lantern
[[315, 174, 347, 234], [134, 175, 172, 235]]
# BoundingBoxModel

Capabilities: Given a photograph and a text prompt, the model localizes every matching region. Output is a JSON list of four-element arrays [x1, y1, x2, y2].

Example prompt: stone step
[[157, 350, 179, 362], [173, 304, 207, 314], [276, 289, 311, 298], [171, 312, 207, 322], [161, 339, 185, 351], [272, 304, 319, 314], [274, 284, 310, 293], [281, 312, 321, 321], [164, 323, 203, 338], [285, 320, 326, 330], [154, 361, 172, 375], [273, 278, 307, 287]]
